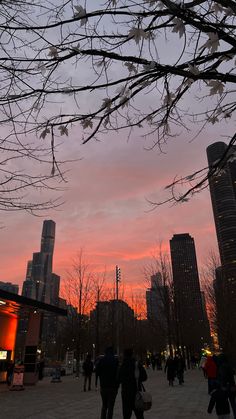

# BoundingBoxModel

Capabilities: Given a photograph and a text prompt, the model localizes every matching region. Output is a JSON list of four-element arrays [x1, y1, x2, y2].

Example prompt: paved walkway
[[0, 369, 213, 418]]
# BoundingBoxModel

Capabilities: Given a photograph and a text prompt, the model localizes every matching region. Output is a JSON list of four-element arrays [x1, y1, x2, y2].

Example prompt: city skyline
[[0, 136, 220, 296]]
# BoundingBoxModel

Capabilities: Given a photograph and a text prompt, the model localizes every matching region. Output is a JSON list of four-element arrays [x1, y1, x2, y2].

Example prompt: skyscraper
[[146, 273, 162, 322], [146, 273, 170, 351], [170, 233, 210, 353], [22, 220, 58, 304], [21, 220, 60, 358], [207, 142, 236, 355], [207, 142, 236, 267]]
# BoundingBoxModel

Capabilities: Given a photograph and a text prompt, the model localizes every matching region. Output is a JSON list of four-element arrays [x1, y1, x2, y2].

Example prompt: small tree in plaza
[[0, 1, 235, 207], [62, 249, 95, 374]]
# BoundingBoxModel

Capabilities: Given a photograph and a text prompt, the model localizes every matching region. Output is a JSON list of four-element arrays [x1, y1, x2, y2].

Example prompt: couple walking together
[[96, 347, 147, 419]]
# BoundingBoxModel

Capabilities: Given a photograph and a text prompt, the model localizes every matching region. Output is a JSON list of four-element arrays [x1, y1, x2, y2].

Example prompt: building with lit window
[[146, 273, 170, 351], [21, 220, 61, 358], [207, 142, 236, 356], [0, 288, 66, 384], [170, 233, 210, 354]]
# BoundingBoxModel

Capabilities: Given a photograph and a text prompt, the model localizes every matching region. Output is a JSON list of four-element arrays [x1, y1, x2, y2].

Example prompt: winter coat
[[82, 358, 93, 376], [96, 354, 119, 389], [174, 357, 185, 373], [205, 357, 217, 379], [217, 358, 235, 390], [118, 358, 147, 395], [165, 358, 176, 381]]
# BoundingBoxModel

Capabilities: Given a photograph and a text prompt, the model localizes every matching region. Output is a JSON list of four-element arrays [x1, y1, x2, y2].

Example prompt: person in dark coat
[[164, 356, 176, 386], [205, 356, 217, 394], [96, 347, 119, 419], [82, 353, 94, 391], [175, 354, 185, 385], [118, 348, 147, 419], [151, 354, 156, 371], [217, 354, 236, 419], [208, 383, 230, 418], [6, 360, 14, 386], [38, 359, 45, 380]]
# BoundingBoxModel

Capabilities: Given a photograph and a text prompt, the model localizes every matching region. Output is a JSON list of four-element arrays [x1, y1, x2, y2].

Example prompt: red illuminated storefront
[[0, 289, 66, 383]]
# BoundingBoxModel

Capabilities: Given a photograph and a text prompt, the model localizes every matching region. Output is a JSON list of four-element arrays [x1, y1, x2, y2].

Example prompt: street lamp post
[[115, 265, 121, 356]]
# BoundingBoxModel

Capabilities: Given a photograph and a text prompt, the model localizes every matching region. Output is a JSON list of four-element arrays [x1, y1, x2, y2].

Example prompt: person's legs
[[100, 389, 108, 419], [208, 378, 212, 394], [122, 392, 133, 419], [229, 393, 236, 419], [106, 389, 117, 419], [178, 371, 184, 384], [88, 374, 92, 390], [84, 375, 88, 391]]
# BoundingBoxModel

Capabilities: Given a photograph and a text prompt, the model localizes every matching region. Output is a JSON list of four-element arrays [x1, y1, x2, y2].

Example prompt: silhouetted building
[[207, 142, 236, 356], [0, 281, 19, 294], [146, 273, 162, 322], [22, 220, 58, 305], [170, 233, 210, 354], [146, 273, 170, 351], [20, 220, 61, 359], [90, 299, 136, 355]]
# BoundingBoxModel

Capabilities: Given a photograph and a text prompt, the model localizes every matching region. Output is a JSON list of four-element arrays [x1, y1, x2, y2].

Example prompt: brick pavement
[[0, 369, 214, 419]]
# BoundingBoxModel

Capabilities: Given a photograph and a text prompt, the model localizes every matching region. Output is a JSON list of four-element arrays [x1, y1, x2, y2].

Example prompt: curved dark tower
[[207, 142, 236, 357], [207, 142, 236, 267]]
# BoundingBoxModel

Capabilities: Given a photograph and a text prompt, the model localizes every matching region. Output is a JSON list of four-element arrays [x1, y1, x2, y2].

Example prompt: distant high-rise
[[146, 273, 162, 322], [170, 233, 210, 353], [0, 281, 19, 294], [207, 142, 236, 355], [22, 220, 58, 304], [146, 273, 170, 351], [21, 220, 60, 358]]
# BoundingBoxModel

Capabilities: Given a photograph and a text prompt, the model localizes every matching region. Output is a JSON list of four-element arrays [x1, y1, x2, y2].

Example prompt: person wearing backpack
[[118, 348, 147, 419]]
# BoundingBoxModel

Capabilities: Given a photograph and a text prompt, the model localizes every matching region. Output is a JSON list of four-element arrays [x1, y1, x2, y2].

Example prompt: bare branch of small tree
[[0, 1, 235, 208], [62, 249, 95, 375]]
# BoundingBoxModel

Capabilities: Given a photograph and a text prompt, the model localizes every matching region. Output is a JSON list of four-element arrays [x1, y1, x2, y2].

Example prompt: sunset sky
[[0, 128, 221, 300]]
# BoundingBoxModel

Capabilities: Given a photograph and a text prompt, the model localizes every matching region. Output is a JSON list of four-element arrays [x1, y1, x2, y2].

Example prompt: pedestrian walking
[[175, 354, 185, 385], [6, 360, 14, 386], [96, 347, 119, 419], [205, 355, 217, 394], [199, 354, 208, 378], [145, 356, 151, 369], [217, 354, 236, 419], [208, 383, 231, 419], [37, 359, 45, 380], [151, 354, 156, 371], [94, 355, 103, 390], [82, 353, 93, 391], [118, 348, 147, 419], [164, 356, 176, 386]]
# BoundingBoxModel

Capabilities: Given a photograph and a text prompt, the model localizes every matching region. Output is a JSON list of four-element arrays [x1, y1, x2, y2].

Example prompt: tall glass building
[[170, 233, 210, 353], [207, 142, 236, 356]]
